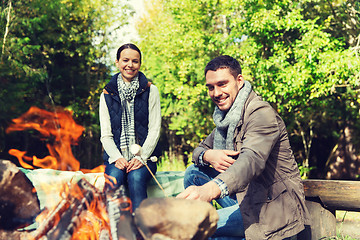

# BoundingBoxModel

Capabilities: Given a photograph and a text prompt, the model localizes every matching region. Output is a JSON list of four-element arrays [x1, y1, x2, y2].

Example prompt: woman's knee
[[128, 167, 151, 185]]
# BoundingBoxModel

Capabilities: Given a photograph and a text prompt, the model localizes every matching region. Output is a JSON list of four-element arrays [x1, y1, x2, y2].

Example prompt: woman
[[99, 43, 161, 210]]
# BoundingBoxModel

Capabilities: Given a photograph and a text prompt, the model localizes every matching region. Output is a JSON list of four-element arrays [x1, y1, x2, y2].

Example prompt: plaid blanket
[[20, 168, 185, 211]]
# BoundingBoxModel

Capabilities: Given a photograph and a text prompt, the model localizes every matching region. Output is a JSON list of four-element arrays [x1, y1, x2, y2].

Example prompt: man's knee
[[184, 164, 199, 176], [183, 164, 199, 188]]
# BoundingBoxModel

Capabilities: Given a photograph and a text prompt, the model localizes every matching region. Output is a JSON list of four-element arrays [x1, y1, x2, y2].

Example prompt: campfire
[[1, 107, 218, 240], [2, 107, 116, 239]]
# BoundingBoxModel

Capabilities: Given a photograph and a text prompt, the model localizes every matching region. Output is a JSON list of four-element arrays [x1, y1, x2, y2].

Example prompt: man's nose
[[214, 86, 221, 98]]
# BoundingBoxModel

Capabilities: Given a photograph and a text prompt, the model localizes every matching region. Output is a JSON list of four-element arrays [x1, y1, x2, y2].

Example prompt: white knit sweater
[[99, 84, 161, 164]]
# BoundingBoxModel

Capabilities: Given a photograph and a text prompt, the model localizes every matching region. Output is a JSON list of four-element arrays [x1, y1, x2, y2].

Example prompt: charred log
[[32, 178, 102, 240], [0, 160, 40, 230]]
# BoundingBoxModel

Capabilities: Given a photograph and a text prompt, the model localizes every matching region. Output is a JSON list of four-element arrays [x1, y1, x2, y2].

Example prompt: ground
[[337, 211, 360, 239]]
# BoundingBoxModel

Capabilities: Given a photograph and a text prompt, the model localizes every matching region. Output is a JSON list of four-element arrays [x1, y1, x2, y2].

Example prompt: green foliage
[[137, 0, 237, 159], [1, 0, 359, 176], [0, 0, 132, 167], [298, 163, 316, 179]]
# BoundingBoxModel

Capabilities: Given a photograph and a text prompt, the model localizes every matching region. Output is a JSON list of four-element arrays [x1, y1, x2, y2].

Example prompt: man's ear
[[236, 74, 244, 89]]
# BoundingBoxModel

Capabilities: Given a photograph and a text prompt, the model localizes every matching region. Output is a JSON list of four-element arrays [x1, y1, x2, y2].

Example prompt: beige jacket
[[193, 91, 311, 239]]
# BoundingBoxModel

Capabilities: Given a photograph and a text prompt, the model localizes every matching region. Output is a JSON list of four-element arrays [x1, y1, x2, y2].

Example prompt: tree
[[234, 0, 360, 178], [137, 0, 360, 178], [0, 0, 133, 168], [137, 0, 237, 164]]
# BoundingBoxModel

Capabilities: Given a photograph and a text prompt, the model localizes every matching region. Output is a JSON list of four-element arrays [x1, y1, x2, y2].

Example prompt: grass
[[156, 152, 188, 171], [335, 211, 360, 240]]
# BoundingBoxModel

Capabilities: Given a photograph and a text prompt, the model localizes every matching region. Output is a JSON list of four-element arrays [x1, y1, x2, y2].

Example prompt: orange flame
[[32, 180, 110, 240], [104, 173, 118, 190], [6, 107, 112, 239], [6, 106, 104, 172]]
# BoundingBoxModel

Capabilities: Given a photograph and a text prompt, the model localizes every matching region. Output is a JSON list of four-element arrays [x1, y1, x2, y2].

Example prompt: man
[[177, 55, 311, 239]]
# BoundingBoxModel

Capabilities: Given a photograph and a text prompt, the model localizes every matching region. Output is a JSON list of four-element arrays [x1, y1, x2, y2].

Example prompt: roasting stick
[[130, 144, 168, 198]]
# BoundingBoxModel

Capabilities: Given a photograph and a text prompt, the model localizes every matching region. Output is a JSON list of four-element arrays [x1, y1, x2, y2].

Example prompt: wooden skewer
[[130, 144, 168, 198], [143, 161, 168, 197]]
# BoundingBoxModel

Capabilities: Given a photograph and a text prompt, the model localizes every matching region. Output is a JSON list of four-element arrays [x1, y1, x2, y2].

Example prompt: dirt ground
[[336, 211, 360, 239]]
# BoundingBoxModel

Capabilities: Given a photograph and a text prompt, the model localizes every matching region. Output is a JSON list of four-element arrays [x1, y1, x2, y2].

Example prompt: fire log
[[32, 178, 103, 240], [0, 160, 40, 230]]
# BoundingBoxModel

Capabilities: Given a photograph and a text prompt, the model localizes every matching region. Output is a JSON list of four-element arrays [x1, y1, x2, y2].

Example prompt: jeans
[[104, 160, 157, 210], [183, 164, 245, 240]]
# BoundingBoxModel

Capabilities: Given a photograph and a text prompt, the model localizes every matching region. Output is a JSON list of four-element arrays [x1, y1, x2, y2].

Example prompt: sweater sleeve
[[139, 84, 161, 160], [99, 92, 123, 164]]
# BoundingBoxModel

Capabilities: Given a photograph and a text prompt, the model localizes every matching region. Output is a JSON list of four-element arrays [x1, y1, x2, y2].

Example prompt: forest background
[[0, 0, 359, 180]]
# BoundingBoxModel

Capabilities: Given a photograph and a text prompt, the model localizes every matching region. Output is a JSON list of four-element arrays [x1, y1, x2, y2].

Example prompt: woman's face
[[116, 48, 141, 82]]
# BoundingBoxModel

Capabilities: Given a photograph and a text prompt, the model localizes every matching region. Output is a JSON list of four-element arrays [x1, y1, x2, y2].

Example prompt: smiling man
[[177, 55, 311, 240]]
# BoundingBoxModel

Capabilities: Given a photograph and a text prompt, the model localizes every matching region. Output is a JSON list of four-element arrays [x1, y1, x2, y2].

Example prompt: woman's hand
[[126, 158, 144, 173], [115, 158, 129, 170]]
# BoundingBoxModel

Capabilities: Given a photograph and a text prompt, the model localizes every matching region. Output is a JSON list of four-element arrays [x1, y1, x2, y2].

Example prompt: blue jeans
[[104, 161, 157, 210], [184, 164, 245, 240]]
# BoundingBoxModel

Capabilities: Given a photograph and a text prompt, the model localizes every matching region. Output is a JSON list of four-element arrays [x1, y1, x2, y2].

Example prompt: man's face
[[205, 68, 244, 112]]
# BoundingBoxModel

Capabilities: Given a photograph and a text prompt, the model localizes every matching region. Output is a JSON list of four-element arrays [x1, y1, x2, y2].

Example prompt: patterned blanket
[[20, 168, 185, 210]]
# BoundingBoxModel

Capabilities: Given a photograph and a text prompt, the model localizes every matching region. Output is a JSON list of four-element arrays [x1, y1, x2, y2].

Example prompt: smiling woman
[[99, 43, 162, 211]]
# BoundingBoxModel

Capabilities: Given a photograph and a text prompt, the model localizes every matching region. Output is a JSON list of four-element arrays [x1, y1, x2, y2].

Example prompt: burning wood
[[105, 185, 138, 240], [0, 160, 218, 240], [29, 177, 141, 240], [31, 178, 104, 240], [3, 107, 218, 239]]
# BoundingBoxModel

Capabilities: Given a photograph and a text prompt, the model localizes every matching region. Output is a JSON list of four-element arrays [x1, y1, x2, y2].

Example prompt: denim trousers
[[104, 160, 157, 210], [183, 164, 245, 240]]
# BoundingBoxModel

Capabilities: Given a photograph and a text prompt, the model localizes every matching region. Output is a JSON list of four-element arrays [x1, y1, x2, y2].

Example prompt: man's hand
[[126, 158, 144, 173], [115, 157, 129, 170], [176, 181, 221, 202], [204, 149, 239, 172]]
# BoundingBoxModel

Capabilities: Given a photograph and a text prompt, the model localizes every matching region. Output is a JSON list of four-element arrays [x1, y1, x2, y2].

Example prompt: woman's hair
[[116, 43, 142, 63], [204, 55, 242, 79]]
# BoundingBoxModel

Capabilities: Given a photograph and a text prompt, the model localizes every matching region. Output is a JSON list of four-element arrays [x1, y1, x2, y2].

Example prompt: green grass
[[335, 211, 360, 240], [156, 152, 188, 171]]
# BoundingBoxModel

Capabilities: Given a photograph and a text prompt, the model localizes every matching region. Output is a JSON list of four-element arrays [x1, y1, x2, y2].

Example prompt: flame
[[6, 106, 103, 173], [72, 194, 110, 240], [31, 180, 110, 240], [6, 107, 114, 239], [104, 173, 118, 190]]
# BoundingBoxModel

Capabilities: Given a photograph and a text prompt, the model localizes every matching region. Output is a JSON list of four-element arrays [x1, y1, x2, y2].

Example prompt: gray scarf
[[117, 73, 139, 161], [213, 80, 252, 150]]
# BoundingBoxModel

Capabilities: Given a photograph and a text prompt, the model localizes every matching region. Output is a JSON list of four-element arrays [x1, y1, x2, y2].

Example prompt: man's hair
[[116, 43, 142, 63], [204, 55, 242, 79]]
